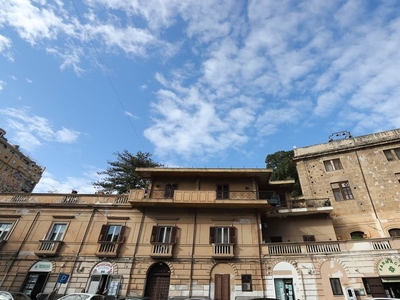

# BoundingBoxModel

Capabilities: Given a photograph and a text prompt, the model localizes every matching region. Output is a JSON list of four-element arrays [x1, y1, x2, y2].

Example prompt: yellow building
[[0, 128, 44, 193], [0, 129, 400, 300]]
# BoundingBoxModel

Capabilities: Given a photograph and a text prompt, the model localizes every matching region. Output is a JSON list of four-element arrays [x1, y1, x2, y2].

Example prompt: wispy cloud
[[26, 78, 32, 83], [124, 111, 138, 119], [0, 107, 80, 151], [0, 80, 5, 91]]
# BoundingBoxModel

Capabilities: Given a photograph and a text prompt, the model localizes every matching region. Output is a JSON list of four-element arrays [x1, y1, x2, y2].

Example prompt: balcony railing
[[34, 240, 63, 257], [212, 243, 234, 259], [95, 241, 123, 257], [150, 243, 174, 258], [287, 198, 331, 209]]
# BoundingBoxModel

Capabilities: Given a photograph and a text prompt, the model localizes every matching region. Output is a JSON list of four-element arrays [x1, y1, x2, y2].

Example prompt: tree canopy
[[93, 150, 163, 194], [265, 150, 302, 197]]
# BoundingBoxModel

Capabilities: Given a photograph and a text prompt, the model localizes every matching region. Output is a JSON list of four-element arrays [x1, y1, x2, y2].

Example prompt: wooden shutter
[[150, 226, 158, 243], [170, 226, 178, 243], [229, 227, 236, 244], [117, 226, 126, 243], [210, 227, 216, 243], [98, 225, 108, 242]]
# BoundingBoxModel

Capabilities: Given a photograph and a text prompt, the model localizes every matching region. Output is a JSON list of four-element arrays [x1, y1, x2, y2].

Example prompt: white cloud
[[0, 34, 13, 61], [26, 78, 32, 83], [0, 80, 5, 91], [0, 107, 80, 151], [124, 111, 138, 119]]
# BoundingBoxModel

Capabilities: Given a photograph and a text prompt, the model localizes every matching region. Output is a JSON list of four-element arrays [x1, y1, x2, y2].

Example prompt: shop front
[[21, 261, 53, 300], [87, 261, 121, 299]]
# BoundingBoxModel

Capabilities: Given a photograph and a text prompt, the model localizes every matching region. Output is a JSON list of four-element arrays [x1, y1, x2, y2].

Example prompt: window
[[0, 223, 13, 240], [396, 173, 400, 183], [362, 278, 372, 294], [98, 225, 126, 243], [324, 158, 343, 171], [164, 183, 178, 198], [210, 227, 236, 244], [270, 236, 283, 243], [241, 275, 252, 292], [303, 235, 316, 242], [331, 181, 354, 201], [150, 226, 178, 244], [47, 223, 67, 241], [389, 228, 400, 237], [351, 231, 365, 240], [330, 278, 343, 295], [384, 148, 400, 161], [216, 185, 229, 199]]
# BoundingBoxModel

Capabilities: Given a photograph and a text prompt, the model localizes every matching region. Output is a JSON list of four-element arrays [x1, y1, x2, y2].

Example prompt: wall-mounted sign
[[378, 258, 400, 276], [29, 261, 53, 272], [92, 262, 114, 275]]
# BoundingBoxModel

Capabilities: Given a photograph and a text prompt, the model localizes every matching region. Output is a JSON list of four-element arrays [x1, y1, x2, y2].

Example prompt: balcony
[[129, 189, 281, 209], [212, 243, 234, 259], [34, 240, 63, 257], [95, 241, 123, 258], [150, 242, 174, 258], [273, 198, 333, 216]]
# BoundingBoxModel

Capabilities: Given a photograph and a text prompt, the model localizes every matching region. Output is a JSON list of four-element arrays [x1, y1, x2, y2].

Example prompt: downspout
[[126, 208, 146, 296], [255, 209, 266, 297], [188, 208, 197, 298], [65, 208, 98, 292], [0, 211, 41, 288]]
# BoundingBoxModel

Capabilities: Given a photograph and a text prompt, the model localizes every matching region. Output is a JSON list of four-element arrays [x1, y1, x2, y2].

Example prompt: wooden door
[[215, 274, 230, 300]]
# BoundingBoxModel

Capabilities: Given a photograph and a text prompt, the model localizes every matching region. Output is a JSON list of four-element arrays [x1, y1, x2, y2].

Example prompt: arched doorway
[[21, 261, 53, 300], [144, 263, 171, 300]]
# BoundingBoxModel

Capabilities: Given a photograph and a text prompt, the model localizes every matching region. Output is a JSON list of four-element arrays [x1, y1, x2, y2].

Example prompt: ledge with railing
[[95, 241, 123, 257], [150, 242, 175, 258], [212, 243, 235, 259], [34, 240, 63, 257]]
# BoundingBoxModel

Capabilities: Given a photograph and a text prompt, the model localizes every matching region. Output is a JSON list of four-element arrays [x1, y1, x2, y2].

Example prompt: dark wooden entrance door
[[144, 263, 171, 300], [215, 274, 230, 300]]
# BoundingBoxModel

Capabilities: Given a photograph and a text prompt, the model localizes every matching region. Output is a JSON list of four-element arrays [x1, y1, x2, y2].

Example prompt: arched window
[[351, 231, 365, 240], [389, 228, 400, 237]]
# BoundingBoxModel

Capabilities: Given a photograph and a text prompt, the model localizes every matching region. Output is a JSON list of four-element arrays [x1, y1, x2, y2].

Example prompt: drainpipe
[[126, 208, 146, 296], [255, 209, 266, 297], [65, 208, 98, 292], [0, 211, 41, 288], [188, 208, 197, 298]]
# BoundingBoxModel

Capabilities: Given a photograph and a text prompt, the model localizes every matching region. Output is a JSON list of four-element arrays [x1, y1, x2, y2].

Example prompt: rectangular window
[[270, 236, 283, 243], [384, 148, 400, 161], [330, 278, 343, 295], [98, 225, 126, 243], [303, 235, 316, 242], [241, 275, 252, 292], [47, 223, 67, 241], [216, 185, 229, 199], [331, 181, 354, 201], [210, 227, 236, 244], [395, 173, 400, 183], [324, 158, 343, 171], [0, 223, 13, 240], [164, 183, 178, 198], [150, 226, 178, 244]]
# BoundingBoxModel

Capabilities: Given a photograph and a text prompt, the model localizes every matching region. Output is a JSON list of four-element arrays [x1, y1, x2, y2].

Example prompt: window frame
[[216, 184, 229, 199], [350, 231, 365, 240], [331, 181, 354, 201], [0, 222, 14, 241], [303, 235, 316, 242], [209, 226, 236, 244], [389, 228, 400, 237], [150, 226, 178, 244], [47, 223, 68, 241], [323, 158, 343, 171], [164, 183, 178, 198], [241, 275, 252, 292], [98, 224, 126, 243], [330, 278, 343, 295], [384, 148, 400, 161]]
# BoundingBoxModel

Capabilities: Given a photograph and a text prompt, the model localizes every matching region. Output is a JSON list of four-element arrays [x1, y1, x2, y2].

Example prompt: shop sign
[[30, 261, 53, 272], [92, 262, 113, 275], [378, 258, 400, 276]]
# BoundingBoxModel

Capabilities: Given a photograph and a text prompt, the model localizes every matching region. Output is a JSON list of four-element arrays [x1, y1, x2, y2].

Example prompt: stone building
[[0, 129, 399, 300], [0, 128, 44, 193]]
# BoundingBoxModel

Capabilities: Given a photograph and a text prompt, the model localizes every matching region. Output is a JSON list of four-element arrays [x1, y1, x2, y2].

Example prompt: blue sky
[[1, 0, 400, 193]]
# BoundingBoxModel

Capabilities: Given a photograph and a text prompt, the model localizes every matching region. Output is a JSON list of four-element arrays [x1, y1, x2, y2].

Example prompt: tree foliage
[[265, 150, 302, 197], [93, 150, 163, 194]]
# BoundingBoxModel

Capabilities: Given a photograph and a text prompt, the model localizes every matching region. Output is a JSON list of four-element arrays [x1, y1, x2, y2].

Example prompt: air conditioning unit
[[242, 282, 251, 291]]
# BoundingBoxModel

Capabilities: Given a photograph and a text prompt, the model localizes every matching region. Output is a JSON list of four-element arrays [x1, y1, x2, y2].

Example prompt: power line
[[70, 0, 145, 150]]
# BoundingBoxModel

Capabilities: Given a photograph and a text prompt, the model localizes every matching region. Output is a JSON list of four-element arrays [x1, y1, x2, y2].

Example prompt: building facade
[[0, 129, 399, 300], [0, 128, 44, 193]]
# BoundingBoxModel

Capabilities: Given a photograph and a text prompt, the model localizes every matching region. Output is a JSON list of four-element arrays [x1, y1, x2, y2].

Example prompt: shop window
[[350, 231, 365, 240], [210, 227, 236, 244], [331, 181, 354, 201], [330, 278, 343, 295], [384, 148, 400, 161], [47, 223, 67, 241], [324, 158, 343, 171], [150, 226, 178, 244], [270, 236, 283, 243], [303, 235, 316, 242], [0, 223, 13, 240], [98, 225, 126, 243], [241, 275, 252, 292], [389, 228, 400, 237], [216, 184, 229, 199]]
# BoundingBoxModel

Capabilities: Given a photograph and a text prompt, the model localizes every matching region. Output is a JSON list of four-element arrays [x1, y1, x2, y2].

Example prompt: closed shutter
[[229, 227, 236, 244], [117, 226, 126, 243], [210, 227, 216, 243], [170, 226, 178, 243], [151, 226, 158, 243], [366, 278, 386, 297], [98, 225, 108, 242]]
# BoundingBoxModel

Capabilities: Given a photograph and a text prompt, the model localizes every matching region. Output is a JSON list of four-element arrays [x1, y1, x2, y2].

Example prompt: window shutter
[[171, 226, 178, 243], [209, 227, 216, 244], [117, 226, 126, 243], [150, 226, 158, 243], [229, 227, 236, 244], [98, 225, 108, 242]]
